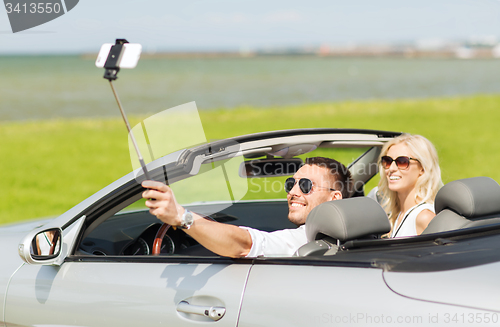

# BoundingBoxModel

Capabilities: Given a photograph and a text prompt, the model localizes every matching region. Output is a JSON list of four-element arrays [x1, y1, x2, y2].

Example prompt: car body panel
[[384, 261, 500, 312], [0, 235, 24, 326], [238, 264, 493, 327], [0, 219, 51, 324], [5, 260, 251, 327]]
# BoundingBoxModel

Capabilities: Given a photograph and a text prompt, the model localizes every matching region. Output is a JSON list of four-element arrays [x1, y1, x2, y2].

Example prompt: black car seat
[[422, 177, 500, 234]]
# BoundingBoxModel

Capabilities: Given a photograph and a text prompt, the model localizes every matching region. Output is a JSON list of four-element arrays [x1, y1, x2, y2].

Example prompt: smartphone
[[95, 43, 142, 69]]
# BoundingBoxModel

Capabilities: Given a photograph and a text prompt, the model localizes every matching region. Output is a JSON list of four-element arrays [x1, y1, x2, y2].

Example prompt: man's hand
[[141, 180, 252, 258], [142, 180, 184, 226]]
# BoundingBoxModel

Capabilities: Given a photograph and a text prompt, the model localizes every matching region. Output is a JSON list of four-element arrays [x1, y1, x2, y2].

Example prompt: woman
[[378, 134, 443, 238]]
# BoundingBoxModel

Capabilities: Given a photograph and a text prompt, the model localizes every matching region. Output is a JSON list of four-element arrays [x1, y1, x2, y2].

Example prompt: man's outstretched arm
[[142, 180, 252, 258]]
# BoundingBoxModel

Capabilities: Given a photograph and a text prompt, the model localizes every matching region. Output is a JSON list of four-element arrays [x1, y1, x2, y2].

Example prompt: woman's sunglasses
[[380, 156, 419, 170], [284, 177, 335, 195]]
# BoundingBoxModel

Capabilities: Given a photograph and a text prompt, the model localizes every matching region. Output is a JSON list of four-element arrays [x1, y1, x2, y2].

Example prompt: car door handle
[[176, 300, 226, 321]]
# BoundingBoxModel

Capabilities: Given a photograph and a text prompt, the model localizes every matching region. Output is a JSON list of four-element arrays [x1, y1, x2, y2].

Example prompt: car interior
[[422, 176, 500, 234], [76, 142, 377, 256], [290, 176, 500, 272]]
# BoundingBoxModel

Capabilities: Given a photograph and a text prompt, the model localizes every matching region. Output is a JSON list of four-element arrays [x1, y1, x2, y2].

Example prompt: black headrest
[[435, 177, 500, 218], [305, 197, 390, 242]]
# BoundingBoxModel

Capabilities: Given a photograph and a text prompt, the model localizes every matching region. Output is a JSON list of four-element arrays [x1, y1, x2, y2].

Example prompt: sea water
[[1, 55, 499, 121]]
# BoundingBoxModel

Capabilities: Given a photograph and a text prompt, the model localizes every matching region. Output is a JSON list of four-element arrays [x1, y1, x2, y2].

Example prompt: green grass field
[[1, 94, 499, 224]]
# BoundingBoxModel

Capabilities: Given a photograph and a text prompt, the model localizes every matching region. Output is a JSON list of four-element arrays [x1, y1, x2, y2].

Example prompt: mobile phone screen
[[95, 43, 142, 68]]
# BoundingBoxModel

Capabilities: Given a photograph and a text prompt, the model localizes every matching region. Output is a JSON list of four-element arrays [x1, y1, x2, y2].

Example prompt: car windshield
[[122, 145, 372, 215], [122, 103, 376, 212], [181, 147, 369, 203]]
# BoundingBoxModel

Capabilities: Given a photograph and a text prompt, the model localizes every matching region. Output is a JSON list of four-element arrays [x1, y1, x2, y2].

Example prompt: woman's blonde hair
[[378, 134, 443, 231]]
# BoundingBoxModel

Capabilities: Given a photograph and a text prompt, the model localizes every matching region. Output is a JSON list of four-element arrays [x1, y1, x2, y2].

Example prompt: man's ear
[[329, 190, 343, 201]]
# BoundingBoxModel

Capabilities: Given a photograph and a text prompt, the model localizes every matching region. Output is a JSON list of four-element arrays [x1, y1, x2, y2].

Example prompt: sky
[[1, 0, 500, 54]]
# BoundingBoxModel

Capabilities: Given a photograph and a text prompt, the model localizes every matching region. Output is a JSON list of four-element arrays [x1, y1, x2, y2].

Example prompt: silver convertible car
[[2, 128, 500, 327]]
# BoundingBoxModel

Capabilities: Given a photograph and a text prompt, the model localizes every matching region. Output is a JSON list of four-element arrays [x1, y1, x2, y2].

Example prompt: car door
[[5, 206, 252, 327], [237, 259, 492, 327], [5, 256, 251, 327], [238, 261, 398, 327]]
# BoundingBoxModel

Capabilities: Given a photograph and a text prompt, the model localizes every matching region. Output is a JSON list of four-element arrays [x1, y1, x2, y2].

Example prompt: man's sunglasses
[[380, 156, 419, 170], [284, 177, 335, 195]]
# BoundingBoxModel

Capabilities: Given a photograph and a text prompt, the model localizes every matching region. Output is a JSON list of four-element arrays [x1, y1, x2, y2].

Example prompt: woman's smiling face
[[385, 143, 423, 196]]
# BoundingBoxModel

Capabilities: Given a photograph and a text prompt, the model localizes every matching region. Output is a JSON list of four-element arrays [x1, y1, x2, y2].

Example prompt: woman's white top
[[391, 202, 435, 238]]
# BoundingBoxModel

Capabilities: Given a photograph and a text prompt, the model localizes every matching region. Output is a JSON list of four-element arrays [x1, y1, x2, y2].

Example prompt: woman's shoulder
[[415, 203, 436, 234], [418, 202, 435, 214], [416, 208, 435, 221]]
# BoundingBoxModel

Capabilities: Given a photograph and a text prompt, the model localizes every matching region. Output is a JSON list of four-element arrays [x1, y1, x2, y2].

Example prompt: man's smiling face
[[286, 164, 341, 226]]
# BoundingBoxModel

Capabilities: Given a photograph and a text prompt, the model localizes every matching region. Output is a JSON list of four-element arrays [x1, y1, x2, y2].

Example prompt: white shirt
[[391, 202, 435, 238], [239, 225, 307, 257]]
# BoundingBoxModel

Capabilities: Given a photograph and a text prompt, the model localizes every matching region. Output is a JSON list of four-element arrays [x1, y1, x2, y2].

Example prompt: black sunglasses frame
[[380, 156, 419, 170], [284, 177, 335, 195]]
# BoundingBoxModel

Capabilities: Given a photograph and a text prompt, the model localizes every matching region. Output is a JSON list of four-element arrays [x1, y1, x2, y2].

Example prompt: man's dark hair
[[305, 157, 353, 198]]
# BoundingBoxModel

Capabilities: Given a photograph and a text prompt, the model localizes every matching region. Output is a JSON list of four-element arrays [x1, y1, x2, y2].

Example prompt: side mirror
[[19, 227, 63, 265]]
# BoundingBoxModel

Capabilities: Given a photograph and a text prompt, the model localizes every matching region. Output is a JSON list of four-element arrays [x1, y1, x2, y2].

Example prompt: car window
[[78, 199, 291, 256]]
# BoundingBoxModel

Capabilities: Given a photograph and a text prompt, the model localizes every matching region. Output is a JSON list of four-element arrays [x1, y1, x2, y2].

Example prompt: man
[[142, 157, 352, 258]]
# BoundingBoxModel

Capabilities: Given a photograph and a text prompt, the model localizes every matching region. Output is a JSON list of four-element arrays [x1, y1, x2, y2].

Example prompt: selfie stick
[[102, 39, 151, 180]]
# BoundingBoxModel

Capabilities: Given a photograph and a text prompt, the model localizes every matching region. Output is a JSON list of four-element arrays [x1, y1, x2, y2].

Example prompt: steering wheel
[[152, 223, 171, 255], [152, 213, 216, 255]]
